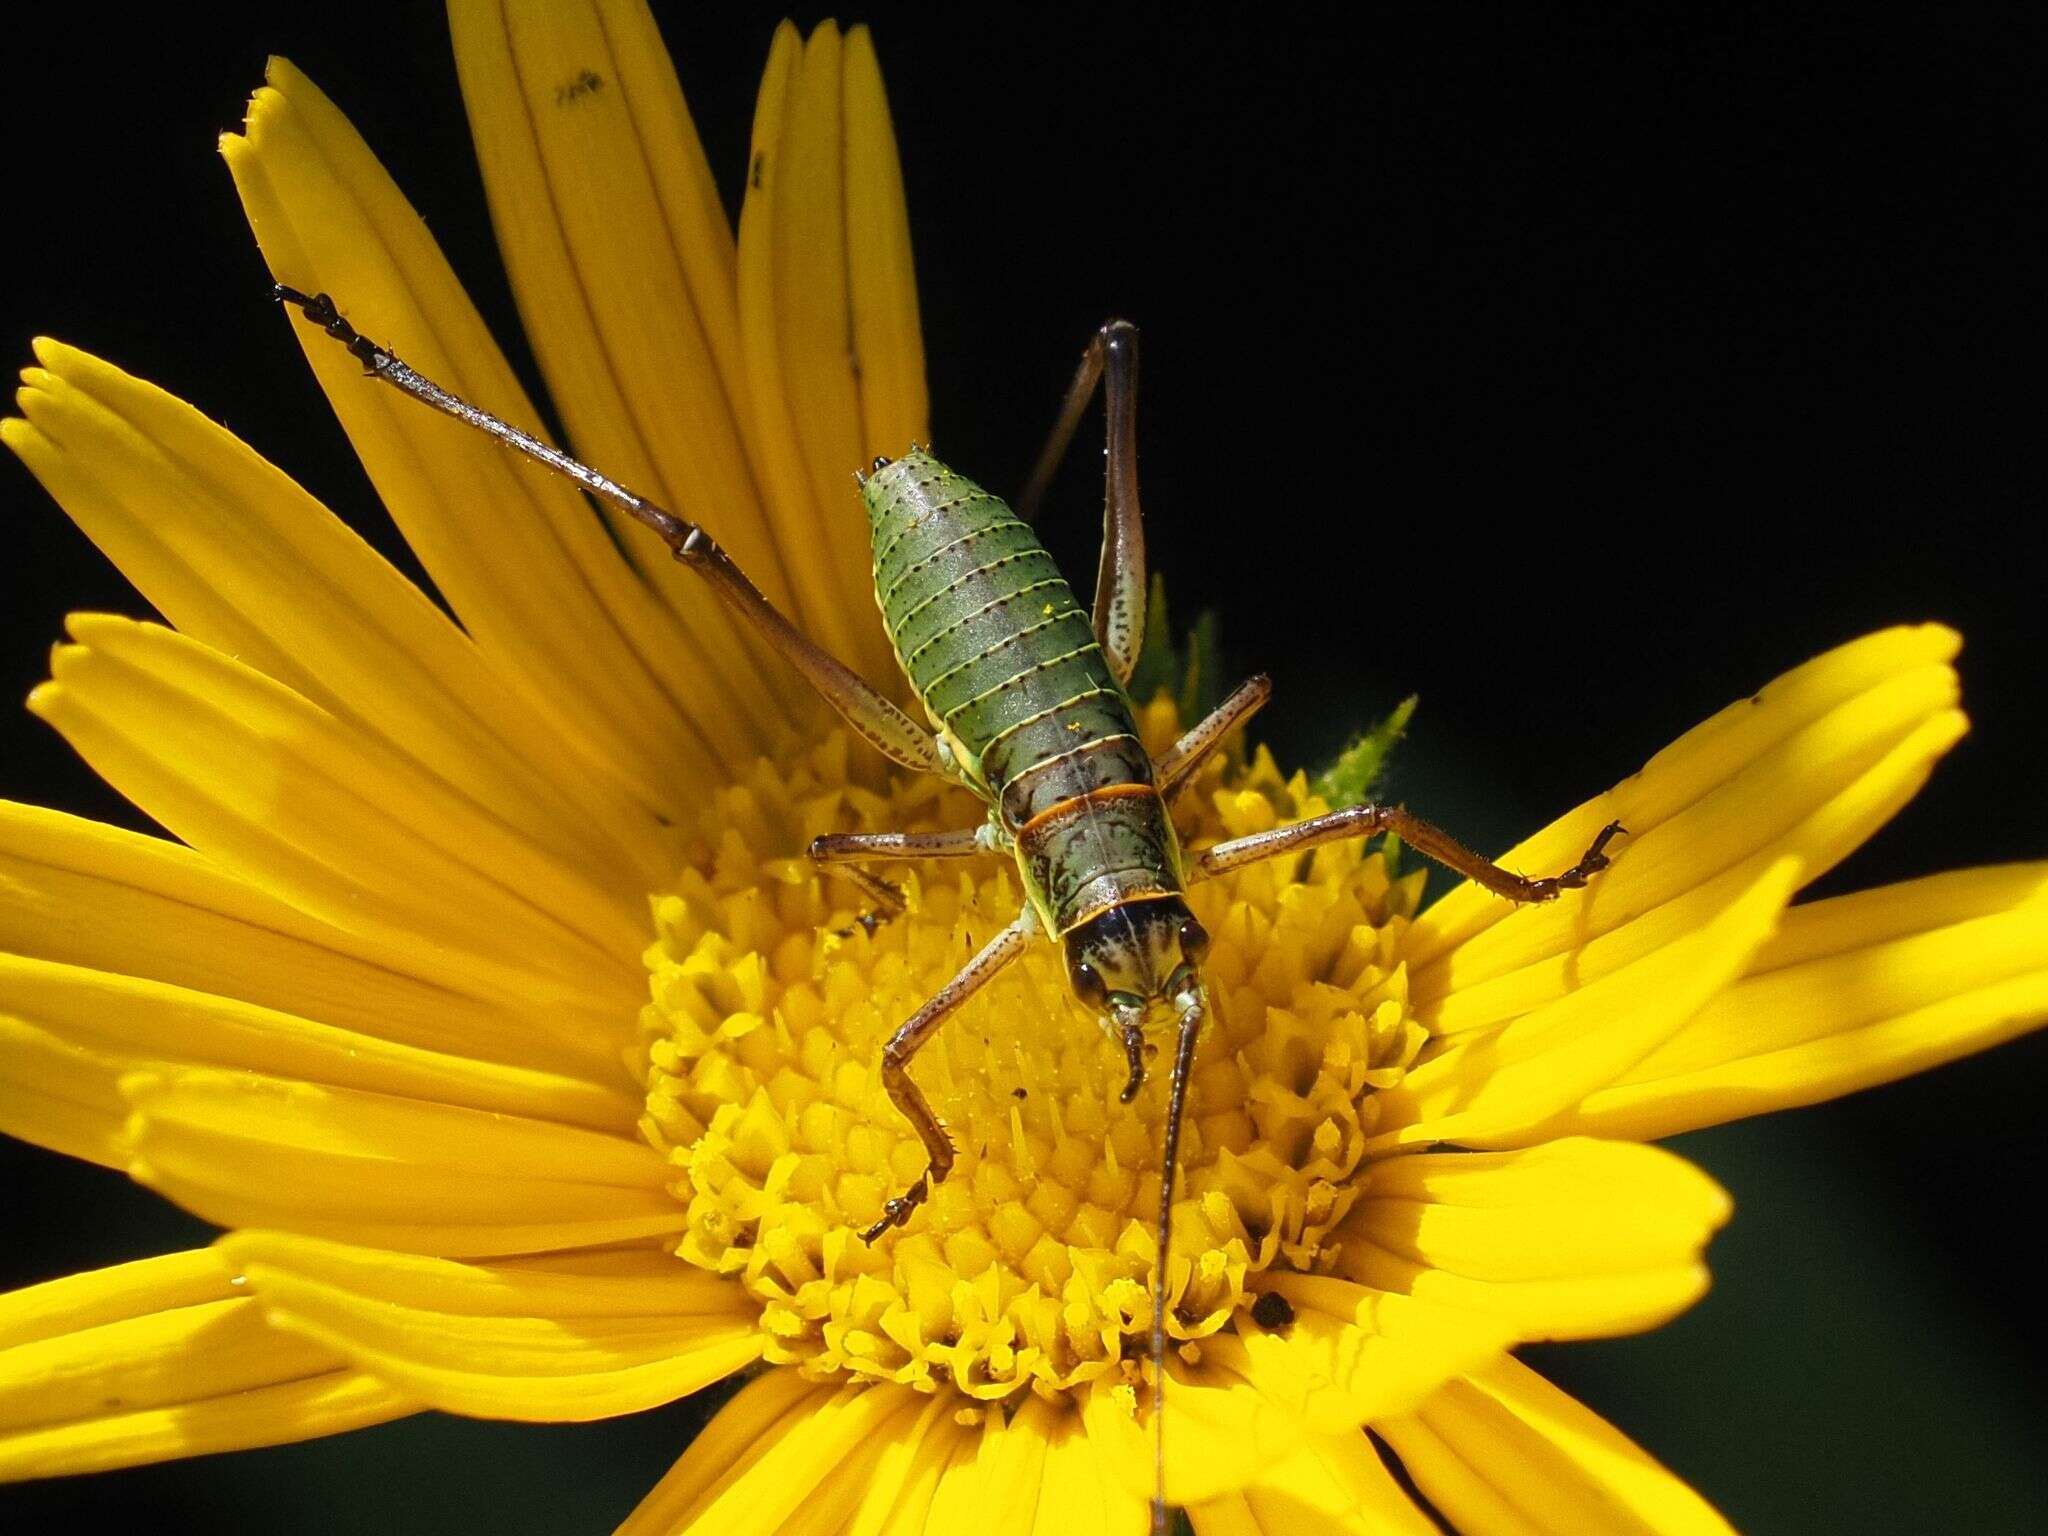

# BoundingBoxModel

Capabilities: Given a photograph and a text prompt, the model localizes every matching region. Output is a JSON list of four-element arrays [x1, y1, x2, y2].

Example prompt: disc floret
[[639, 701, 1428, 1400]]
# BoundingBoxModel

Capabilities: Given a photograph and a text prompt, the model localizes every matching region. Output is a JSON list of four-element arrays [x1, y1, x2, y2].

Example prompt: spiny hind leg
[[1193, 803, 1626, 899], [862, 914, 1033, 1242], [273, 285, 945, 778], [808, 826, 986, 934], [1157, 673, 1273, 802], [1017, 319, 1146, 683]]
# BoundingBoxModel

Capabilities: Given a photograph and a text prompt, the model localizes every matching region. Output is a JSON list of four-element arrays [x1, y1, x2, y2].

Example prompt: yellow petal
[[0, 953, 638, 1149], [1024, 1393, 1150, 1536], [913, 1400, 1138, 1536], [1378, 1355, 1736, 1535], [1329, 1139, 1730, 1339], [0, 1251, 411, 1481], [4, 340, 665, 891], [1369, 859, 1799, 1152], [31, 615, 644, 1010], [0, 1251, 234, 1348], [1410, 625, 1964, 1034], [1189, 1497, 1263, 1536], [1236, 1277, 1516, 1435], [906, 1402, 1001, 1535], [221, 58, 744, 808], [448, 0, 811, 737], [1564, 863, 2048, 1140], [737, 21, 920, 687], [1079, 1325, 1466, 1508], [0, 1011, 126, 1166], [841, 1394, 963, 1536], [123, 1068, 684, 1256], [616, 1372, 928, 1535], [841, 26, 928, 464], [0, 800, 629, 1080], [735, 23, 868, 674], [1189, 1432, 1442, 1536], [215, 1234, 758, 1421]]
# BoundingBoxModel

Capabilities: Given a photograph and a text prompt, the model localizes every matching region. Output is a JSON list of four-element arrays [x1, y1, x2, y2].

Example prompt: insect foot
[[859, 1172, 932, 1244], [837, 885, 904, 940], [1524, 818, 1629, 901]]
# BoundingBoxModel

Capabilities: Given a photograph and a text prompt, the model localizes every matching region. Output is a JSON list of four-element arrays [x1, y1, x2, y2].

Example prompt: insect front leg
[[862, 912, 1033, 1242], [1193, 803, 1626, 899], [272, 285, 946, 778], [1017, 319, 1146, 684], [808, 826, 987, 933]]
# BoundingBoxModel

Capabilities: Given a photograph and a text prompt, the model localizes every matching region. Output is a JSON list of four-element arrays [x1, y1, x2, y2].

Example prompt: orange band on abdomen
[[1013, 780, 1163, 840]]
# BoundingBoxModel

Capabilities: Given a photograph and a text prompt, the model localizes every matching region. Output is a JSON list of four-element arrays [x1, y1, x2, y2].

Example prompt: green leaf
[[1178, 608, 1225, 721], [1124, 574, 1179, 707], [1126, 574, 1227, 719], [1312, 694, 1417, 808]]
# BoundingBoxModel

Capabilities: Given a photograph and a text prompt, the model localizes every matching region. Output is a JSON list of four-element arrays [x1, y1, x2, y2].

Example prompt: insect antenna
[[1151, 985, 1207, 1536]]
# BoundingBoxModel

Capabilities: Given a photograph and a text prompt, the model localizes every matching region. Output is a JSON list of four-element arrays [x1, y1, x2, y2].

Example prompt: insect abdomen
[[865, 451, 1162, 865]]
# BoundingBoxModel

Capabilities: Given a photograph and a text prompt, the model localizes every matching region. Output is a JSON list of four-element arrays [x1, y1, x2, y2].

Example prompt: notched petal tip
[[263, 55, 304, 93], [22, 679, 64, 721]]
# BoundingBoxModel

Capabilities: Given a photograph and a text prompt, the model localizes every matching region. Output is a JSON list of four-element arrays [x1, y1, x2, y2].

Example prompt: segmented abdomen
[[866, 452, 1176, 927]]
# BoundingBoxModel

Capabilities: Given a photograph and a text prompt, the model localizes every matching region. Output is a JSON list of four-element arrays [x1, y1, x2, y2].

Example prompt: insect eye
[[1178, 915, 1211, 965], [871, 454, 893, 472], [1070, 961, 1108, 1008]]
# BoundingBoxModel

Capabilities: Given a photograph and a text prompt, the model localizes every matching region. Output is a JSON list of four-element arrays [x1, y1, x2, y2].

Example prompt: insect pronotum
[[275, 285, 1623, 1536]]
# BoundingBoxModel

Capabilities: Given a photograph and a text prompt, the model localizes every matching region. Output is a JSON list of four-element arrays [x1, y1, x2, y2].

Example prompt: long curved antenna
[[1152, 985, 1207, 1536]]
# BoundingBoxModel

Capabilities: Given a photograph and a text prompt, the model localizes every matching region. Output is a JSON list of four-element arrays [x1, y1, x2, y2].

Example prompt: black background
[[4, 4, 2047, 1531]]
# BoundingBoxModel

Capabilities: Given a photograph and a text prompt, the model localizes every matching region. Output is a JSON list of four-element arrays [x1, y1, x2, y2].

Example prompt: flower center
[[636, 701, 1426, 1400]]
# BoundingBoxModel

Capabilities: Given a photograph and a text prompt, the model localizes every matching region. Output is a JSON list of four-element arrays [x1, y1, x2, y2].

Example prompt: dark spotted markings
[[1249, 1290, 1297, 1331], [555, 69, 604, 107]]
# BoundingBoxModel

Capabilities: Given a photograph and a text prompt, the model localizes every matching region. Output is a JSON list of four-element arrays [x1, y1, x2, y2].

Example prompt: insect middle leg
[[862, 913, 1033, 1242], [1016, 319, 1147, 683], [808, 826, 986, 931], [1194, 804, 1626, 899], [1156, 673, 1274, 801]]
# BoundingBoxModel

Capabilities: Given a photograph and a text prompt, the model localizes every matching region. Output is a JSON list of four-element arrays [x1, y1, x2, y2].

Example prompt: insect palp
[[1117, 1016, 1146, 1103]]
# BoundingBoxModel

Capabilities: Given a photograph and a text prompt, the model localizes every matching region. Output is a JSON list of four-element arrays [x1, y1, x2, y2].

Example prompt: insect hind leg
[[1017, 319, 1146, 684], [272, 285, 947, 778]]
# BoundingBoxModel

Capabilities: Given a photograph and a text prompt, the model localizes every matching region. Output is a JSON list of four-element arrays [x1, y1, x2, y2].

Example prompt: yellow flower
[[2, 6, 2044, 1534]]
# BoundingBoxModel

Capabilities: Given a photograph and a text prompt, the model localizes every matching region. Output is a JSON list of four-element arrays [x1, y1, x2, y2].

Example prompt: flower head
[[4, 7, 2047, 1535]]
